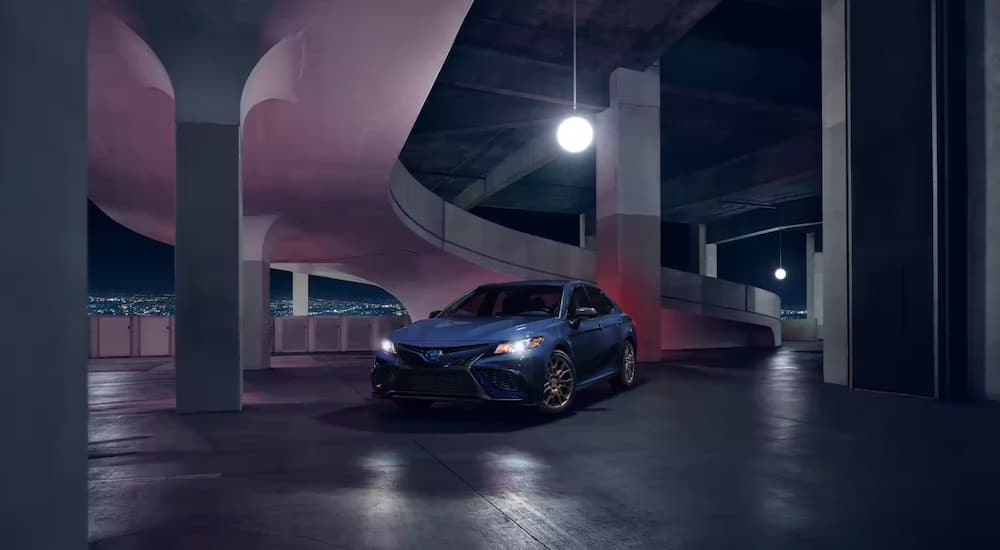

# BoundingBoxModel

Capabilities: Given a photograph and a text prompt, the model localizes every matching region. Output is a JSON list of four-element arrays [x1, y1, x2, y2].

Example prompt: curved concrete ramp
[[390, 160, 781, 349]]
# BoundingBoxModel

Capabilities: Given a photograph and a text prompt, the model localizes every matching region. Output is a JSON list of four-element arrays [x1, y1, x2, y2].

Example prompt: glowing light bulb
[[556, 115, 593, 153], [774, 267, 787, 281]]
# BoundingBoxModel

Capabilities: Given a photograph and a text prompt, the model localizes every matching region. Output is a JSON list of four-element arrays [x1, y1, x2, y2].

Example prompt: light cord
[[572, 0, 577, 110], [778, 232, 783, 266]]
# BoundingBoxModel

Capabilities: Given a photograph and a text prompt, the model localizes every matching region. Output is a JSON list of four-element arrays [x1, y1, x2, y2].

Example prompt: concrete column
[[242, 215, 282, 371], [596, 67, 661, 362], [806, 232, 816, 318], [0, 1, 88, 547], [693, 224, 708, 275], [175, 123, 243, 412], [821, 0, 849, 386], [824, 0, 958, 397], [813, 251, 824, 331], [967, 0, 1000, 400], [293, 272, 310, 316], [705, 243, 718, 278]]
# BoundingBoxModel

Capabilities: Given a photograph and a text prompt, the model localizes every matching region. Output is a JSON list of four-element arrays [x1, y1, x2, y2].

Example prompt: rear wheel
[[610, 340, 637, 391], [537, 350, 576, 415], [392, 398, 433, 411]]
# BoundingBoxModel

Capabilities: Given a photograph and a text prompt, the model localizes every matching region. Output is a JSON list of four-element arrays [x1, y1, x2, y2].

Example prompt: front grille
[[396, 343, 490, 369], [476, 368, 524, 393], [392, 370, 479, 397]]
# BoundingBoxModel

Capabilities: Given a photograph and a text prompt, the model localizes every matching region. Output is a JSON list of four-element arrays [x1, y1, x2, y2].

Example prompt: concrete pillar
[[0, 1, 88, 547], [293, 272, 310, 316], [821, 0, 849, 386], [694, 224, 708, 275], [806, 232, 816, 318], [967, 0, 1000, 400], [175, 123, 243, 412], [823, 0, 964, 397], [705, 243, 718, 278], [596, 67, 661, 362], [813, 251, 824, 331], [242, 216, 282, 371]]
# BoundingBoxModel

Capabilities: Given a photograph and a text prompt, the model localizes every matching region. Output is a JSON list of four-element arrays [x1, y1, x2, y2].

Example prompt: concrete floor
[[89, 345, 1000, 549]]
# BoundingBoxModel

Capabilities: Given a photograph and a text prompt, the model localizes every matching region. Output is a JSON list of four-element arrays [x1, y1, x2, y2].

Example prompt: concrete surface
[[1, 0, 89, 547], [88, 348, 1000, 549]]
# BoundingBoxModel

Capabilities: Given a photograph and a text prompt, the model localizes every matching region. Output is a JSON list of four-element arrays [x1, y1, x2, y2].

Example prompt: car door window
[[568, 286, 591, 316], [585, 286, 613, 315]]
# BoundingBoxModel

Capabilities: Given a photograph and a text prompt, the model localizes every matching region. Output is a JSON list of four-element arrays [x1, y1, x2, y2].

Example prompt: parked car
[[372, 280, 638, 414]]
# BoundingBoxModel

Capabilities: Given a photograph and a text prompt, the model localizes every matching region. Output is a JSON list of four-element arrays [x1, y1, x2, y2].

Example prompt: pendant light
[[556, 0, 593, 153], [774, 231, 787, 281]]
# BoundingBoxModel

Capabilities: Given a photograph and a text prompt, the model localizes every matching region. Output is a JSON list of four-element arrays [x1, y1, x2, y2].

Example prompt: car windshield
[[441, 285, 563, 318]]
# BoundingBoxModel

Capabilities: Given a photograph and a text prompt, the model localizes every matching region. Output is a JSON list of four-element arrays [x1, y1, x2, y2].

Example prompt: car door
[[566, 285, 602, 378], [585, 285, 621, 372]]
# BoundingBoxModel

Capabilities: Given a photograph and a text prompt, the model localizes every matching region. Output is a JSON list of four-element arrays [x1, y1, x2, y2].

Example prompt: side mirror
[[429, 310, 442, 319], [573, 307, 599, 319]]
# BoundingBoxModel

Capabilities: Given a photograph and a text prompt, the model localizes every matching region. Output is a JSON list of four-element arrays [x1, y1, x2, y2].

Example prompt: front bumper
[[371, 345, 546, 402]]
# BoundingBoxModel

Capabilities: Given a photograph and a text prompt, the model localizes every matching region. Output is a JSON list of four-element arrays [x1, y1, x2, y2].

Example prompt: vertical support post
[[821, 0, 850, 385], [175, 123, 243, 411], [806, 232, 817, 319], [967, 0, 1000, 399], [0, 1, 89, 546], [596, 67, 661, 363], [705, 243, 719, 278], [293, 272, 309, 316]]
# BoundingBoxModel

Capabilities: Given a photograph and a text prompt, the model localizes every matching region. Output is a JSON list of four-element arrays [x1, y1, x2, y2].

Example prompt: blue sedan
[[372, 280, 638, 414]]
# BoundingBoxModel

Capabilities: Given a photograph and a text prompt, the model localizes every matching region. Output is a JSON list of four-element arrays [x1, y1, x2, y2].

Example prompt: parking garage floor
[[88, 345, 1000, 549]]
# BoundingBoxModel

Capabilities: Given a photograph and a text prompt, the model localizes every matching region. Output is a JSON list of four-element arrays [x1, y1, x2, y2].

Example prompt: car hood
[[391, 316, 559, 346]]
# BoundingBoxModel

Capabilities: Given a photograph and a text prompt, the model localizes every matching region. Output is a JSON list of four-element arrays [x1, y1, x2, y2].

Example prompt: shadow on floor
[[317, 377, 649, 434]]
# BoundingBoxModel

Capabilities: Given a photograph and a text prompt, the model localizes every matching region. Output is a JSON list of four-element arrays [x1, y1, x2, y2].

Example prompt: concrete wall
[[782, 319, 819, 342], [88, 315, 409, 358]]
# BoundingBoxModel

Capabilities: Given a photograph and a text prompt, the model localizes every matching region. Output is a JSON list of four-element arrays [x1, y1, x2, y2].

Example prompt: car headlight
[[380, 338, 396, 355], [494, 336, 544, 355]]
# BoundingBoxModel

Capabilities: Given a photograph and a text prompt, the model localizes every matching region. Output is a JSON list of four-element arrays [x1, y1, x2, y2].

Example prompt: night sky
[[90, 200, 809, 308]]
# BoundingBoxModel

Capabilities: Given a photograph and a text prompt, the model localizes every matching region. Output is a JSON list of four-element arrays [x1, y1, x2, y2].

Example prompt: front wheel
[[610, 340, 637, 391], [537, 350, 576, 415], [392, 398, 433, 411]]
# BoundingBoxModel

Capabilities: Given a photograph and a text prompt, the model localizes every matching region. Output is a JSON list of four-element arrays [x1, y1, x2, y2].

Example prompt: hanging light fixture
[[774, 231, 787, 281], [556, 0, 593, 153]]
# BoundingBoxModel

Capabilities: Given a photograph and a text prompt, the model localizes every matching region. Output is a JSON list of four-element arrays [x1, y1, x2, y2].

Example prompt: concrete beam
[[437, 46, 608, 111], [617, 0, 724, 70], [706, 198, 821, 244], [662, 84, 821, 120], [452, 132, 561, 209], [663, 131, 821, 211], [271, 263, 379, 286], [410, 117, 561, 138]]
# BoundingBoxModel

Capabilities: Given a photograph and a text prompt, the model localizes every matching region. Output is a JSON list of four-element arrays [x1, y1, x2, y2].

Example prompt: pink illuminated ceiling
[[88, 0, 513, 318]]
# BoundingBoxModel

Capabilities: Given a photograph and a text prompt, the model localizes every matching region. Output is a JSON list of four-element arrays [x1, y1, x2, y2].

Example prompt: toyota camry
[[372, 280, 638, 414]]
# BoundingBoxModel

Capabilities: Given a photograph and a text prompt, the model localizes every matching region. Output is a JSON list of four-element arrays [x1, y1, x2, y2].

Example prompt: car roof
[[477, 279, 591, 288]]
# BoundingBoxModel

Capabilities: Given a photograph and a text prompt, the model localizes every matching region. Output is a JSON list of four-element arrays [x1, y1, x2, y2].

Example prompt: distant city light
[[88, 294, 405, 317], [557, 115, 593, 153], [774, 267, 787, 281]]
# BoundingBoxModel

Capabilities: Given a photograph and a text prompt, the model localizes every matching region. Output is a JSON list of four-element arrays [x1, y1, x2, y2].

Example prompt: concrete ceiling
[[401, 0, 823, 229]]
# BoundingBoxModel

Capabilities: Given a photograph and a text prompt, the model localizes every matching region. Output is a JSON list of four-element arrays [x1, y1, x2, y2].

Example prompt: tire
[[536, 349, 577, 415], [392, 398, 434, 411], [610, 340, 637, 391]]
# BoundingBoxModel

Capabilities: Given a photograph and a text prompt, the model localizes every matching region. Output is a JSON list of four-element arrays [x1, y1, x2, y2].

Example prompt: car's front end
[[372, 331, 556, 404]]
